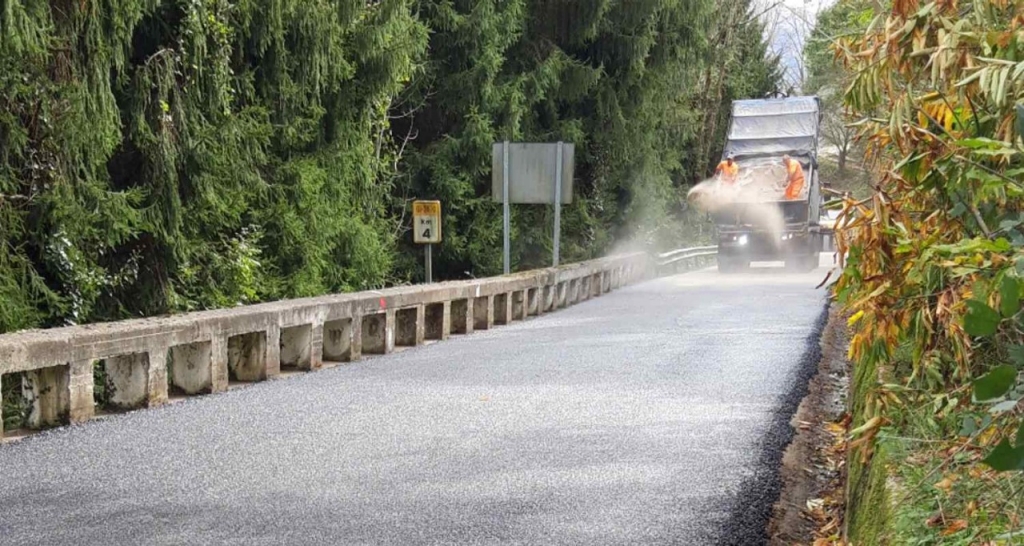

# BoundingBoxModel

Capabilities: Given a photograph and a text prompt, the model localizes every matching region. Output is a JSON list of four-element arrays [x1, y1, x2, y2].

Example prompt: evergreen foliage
[[0, 0, 780, 332]]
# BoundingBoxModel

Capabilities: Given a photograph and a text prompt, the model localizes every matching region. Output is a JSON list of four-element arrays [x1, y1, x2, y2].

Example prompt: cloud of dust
[[686, 163, 791, 247], [598, 161, 798, 259]]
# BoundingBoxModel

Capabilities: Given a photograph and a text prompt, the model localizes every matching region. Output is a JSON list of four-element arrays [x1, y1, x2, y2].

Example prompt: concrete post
[[494, 293, 511, 325], [280, 324, 313, 370], [104, 353, 151, 409], [23, 364, 72, 428], [170, 341, 213, 395], [68, 360, 94, 424], [146, 349, 169, 407], [310, 322, 324, 369], [362, 310, 395, 354], [227, 331, 268, 382], [425, 302, 449, 341], [557, 282, 567, 308], [527, 288, 539, 316], [511, 291, 525, 320], [349, 314, 363, 360], [395, 306, 424, 347], [265, 325, 281, 378], [503, 292, 513, 323], [323, 318, 354, 362], [211, 336, 229, 393], [473, 296, 493, 330], [451, 299, 473, 335], [542, 285, 554, 312]]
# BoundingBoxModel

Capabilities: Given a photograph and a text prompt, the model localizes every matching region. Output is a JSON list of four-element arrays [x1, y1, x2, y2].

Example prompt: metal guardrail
[[656, 245, 718, 274]]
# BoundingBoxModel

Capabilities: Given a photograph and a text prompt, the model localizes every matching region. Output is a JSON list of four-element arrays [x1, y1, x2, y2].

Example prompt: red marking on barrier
[[379, 297, 387, 309]]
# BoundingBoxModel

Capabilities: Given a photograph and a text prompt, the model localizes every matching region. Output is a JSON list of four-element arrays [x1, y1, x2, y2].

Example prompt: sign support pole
[[425, 244, 433, 284], [502, 140, 510, 275], [553, 141, 563, 267]]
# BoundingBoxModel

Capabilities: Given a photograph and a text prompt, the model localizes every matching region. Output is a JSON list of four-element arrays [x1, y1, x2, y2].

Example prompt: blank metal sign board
[[491, 143, 574, 204], [413, 200, 441, 244]]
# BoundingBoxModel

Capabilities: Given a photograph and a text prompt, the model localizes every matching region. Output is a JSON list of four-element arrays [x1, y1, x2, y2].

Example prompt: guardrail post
[[526, 288, 539, 316], [323, 317, 356, 362], [24, 361, 94, 428], [23, 365, 66, 428], [424, 302, 448, 341], [266, 324, 281, 378], [68, 360, 94, 424], [395, 305, 424, 347], [473, 295, 493, 330], [281, 324, 314, 371], [146, 349, 169, 407], [310, 322, 324, 369], [169, 341, 214, 395], [102, 352, 159, 410], [362, 310, 395, 354], [211, 336, 230, 393], [493, 293, 511, 325], [450, 299, 473, 334], [227, 331, 269, 382], [512, 290, 526, 320]]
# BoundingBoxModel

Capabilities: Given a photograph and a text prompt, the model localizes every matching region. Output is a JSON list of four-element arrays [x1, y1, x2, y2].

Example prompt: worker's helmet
[[782, 154, 791, 162], [726, 152, 735, 161]]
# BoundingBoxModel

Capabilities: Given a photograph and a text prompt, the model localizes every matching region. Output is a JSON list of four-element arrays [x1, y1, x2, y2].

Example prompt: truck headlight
[[738, 235, 749, 245]]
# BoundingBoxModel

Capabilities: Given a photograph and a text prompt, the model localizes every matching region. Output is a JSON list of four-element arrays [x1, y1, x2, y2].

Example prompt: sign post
[[491, 142, 574, 273], [412, 200, 442, 283], [553, 141, 563, 267], [502, 141, 510, 275]]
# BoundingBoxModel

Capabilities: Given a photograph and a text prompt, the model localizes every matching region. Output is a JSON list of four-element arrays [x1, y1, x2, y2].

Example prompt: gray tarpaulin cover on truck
[[723, 97, 820, 159]]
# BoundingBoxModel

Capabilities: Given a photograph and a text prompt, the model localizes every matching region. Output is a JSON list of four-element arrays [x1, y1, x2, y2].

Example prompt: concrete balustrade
[[0, 253, 650, 438]]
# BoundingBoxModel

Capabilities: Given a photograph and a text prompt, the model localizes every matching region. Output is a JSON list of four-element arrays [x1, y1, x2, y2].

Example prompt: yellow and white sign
[[412, 200, 442, 244]]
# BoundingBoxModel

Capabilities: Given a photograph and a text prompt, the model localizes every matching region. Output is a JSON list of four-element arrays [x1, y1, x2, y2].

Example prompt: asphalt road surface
[[0, 256, 832, 545]]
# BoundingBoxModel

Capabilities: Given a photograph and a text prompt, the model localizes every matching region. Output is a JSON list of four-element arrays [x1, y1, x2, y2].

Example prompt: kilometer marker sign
[[413, 200, 441, 244]]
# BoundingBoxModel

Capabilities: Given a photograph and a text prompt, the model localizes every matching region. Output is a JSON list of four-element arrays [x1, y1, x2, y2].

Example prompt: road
[[0, 257, 832, 545]]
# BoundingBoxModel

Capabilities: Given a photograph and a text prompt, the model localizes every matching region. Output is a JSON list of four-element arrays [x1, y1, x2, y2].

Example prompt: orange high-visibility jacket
[[715, 160, 739, 184], [784, 158, 805, 199]]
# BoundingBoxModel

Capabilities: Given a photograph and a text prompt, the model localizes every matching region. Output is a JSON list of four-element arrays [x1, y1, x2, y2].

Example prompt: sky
[[762, 0, 838, 89]]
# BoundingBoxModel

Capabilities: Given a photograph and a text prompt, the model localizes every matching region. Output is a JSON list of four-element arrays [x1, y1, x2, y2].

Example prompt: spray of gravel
[[598, 161, 795, 260], [687, 163, 792, 250]]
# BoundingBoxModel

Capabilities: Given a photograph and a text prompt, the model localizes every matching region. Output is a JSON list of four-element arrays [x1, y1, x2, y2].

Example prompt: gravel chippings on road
[[0, 261, 831, 546], [716, 304, 829, 545]]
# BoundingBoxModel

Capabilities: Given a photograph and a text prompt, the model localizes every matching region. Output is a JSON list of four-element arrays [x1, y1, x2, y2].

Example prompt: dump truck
[[711, 96, 824, 273]]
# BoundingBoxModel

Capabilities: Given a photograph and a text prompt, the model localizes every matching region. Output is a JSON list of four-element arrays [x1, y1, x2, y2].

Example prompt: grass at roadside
[[847, 357, 1024, 544], [881, 412, 1024, 544]]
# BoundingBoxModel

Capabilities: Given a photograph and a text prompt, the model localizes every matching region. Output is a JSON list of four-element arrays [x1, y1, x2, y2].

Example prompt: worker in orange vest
[[782, 155, 805, 200], [715, 153, 739, 185]]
